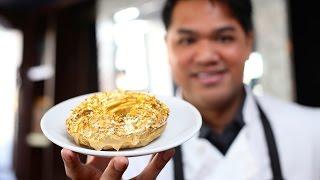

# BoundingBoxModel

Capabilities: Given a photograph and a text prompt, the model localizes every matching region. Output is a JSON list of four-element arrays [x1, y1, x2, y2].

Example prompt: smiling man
[[165, 0, 252, 134]]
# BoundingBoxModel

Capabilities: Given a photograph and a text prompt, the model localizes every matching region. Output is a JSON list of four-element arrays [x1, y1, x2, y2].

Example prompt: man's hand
[[61, 148, 175, 180]]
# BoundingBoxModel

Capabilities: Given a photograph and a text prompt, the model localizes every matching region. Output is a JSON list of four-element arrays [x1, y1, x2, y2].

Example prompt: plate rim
[[40, 93, 202, 157]]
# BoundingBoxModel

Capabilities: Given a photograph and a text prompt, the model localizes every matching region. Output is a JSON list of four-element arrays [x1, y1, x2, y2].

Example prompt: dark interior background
[[1, 0, 98, 179], [288, 0, 320, 107]]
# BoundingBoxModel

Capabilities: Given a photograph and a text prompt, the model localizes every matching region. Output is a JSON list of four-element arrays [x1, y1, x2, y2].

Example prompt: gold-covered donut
[[66, 90, 169, 151]]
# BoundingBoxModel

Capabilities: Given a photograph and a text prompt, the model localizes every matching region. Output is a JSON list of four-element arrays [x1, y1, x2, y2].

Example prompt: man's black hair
[[161, 0, 253, 34]]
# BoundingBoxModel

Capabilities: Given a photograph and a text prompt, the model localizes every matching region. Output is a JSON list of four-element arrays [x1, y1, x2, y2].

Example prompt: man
[[61, 0, 320, 179]]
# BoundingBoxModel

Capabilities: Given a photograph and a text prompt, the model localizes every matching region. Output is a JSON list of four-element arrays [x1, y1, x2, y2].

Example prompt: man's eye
[[216, 35, 234, 43], [178, 37, 195, 45]]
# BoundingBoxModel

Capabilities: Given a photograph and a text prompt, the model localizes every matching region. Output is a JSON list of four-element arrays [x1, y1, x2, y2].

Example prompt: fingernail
[[61, 149, 67, 161], [61, 149, 71, 162], [114, 157, 128, 172], [163, 149, 175, 161]]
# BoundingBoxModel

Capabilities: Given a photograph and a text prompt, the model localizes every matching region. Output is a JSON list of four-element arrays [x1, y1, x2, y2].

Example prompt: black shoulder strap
[[255, 100, 284, 180], [173, 98, 284, 180], [173, 146, 185, 180]]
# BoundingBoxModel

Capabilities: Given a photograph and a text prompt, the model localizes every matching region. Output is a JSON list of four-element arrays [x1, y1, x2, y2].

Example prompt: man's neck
[[199, 90, 245, 134]]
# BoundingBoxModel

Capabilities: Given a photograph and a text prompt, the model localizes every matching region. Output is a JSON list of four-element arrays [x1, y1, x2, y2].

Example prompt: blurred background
[[0, 0, 319, 179]]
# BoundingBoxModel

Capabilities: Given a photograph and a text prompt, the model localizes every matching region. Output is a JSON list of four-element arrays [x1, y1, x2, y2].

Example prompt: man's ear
[[246, 31, 254, 48], [247, 31, 254, 56], [244, 32, 254, 61]]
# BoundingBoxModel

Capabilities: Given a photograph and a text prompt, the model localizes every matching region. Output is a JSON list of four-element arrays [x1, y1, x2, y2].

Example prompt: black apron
[[173, 98, 284, 180]]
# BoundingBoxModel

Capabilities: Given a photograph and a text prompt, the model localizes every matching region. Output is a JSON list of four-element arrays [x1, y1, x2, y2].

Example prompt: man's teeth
[[198, 72, 213, 78]]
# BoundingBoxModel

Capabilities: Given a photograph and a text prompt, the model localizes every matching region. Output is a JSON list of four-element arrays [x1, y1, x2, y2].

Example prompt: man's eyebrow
[[215, 26, 236, 34], [176, 28, 197, 35], [176, 26, 236, 35]]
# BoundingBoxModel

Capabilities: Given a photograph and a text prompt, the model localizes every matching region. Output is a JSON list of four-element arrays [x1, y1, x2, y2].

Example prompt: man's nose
[[194, 40, 219, 64]]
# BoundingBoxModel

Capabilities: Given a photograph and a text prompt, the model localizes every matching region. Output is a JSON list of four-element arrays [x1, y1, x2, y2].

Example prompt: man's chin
[[192, 87, 234, 107], [196, 85, 228, 96]]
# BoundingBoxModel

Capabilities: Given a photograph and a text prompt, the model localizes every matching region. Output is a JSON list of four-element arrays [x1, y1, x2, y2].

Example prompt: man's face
[[166, 0, 253, 109]]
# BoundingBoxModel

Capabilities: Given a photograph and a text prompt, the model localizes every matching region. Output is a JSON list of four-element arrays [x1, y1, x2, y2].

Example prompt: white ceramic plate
[[40, 93, 202, 157]]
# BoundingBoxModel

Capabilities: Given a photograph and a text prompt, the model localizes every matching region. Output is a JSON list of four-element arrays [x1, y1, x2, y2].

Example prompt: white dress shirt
[[123, 88, 320, 180]]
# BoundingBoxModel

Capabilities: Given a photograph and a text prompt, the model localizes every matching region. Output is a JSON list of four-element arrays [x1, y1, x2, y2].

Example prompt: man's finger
[[61, 148, 85, 178], [137, 149, 175, 180], [86, 156, 112, 172], [100, 157, 129, 180]]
